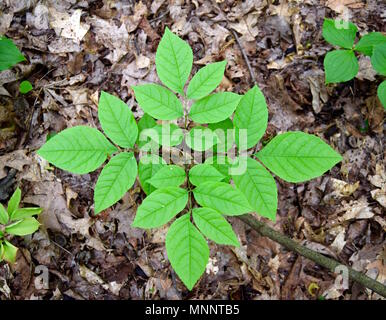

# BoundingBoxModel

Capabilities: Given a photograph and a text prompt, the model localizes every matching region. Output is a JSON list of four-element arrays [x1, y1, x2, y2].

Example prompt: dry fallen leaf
[[326, 0, 365, 13], [341, 197, 374, 221], [49, 9, 90, 43]]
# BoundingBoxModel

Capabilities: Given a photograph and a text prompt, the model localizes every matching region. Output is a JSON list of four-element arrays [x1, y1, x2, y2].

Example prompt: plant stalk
[[238, 214, 386, 298]]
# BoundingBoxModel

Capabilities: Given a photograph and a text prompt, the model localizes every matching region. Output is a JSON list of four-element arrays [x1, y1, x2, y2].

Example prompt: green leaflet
[[11, 208, 42, 221], [143, 123, 184, 147], [148, 165, 186, 188], [189, 92, 241, 124], [5, 218, 40, 236], [185, 126, 217, 151], [138, 154, 167, 195], [94, 152, 138, 214], [0, 36, 26, 71], [155, 27, 193, 94], [98, 91, 138, 148], [188, 164, 224, 186], [371, 43, 386, 75], [132, 187, 188, 228], [256, 131, 342, 183], [232, 158, 278, 221], [204, 156, 237, 183], [132, 84, 184, 120], [0, 203, 8, 225], [193, 181, 252, 215], [19, 80, 33, 94], [322, 19, 357, 49], [355, 32, 386, 56], [378, 80, 386, 109], [204, 156, 236, 183], [324, 50, 358, 84], [37, 126, 117, 174], [137, 114, 159, 151], [166, 214, 209, 290], [137, 113, 157, 137], [233, 85, 268, 150], [7, 187, 21, 216], [2, 240, 18, 263], [208, 118, 235, 152], [192, 207, 239, 246], [187, 61, 227, 100]]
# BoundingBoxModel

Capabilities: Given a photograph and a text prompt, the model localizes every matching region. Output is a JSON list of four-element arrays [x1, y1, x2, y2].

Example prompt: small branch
[[230, 29, 257, 85], [238, 214, 386, 298]]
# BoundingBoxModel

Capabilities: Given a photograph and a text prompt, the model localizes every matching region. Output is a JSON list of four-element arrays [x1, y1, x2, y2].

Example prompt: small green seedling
[[0, 188, 42, 263], [37, 28, 342, 290], [19, 80, 33, 94], [322, 18, 386, 109]]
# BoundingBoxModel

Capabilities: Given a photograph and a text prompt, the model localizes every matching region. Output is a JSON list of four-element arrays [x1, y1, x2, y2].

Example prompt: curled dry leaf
[[331, 178, 360, 197], [341, 197, 374, 221]]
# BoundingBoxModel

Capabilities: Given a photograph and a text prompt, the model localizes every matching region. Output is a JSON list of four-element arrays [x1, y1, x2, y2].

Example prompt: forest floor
[[0, 0, 385, 300]]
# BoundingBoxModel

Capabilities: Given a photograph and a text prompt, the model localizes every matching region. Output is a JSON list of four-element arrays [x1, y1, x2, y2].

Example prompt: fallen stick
[[238, 214, 386, 298]]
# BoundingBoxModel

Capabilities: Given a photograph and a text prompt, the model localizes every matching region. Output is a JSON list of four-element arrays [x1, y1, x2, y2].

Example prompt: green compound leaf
[[94, 152, 137, 214], [185, 126, 217, 151], [377, 80, 386, 109], [208, 118, 235, 152], [192, 207, 239, 247], [166, 214, 209, 290], [37, 126, 117, 174], [193, 181, 252, 216], [189, 92, 241, 124], [371, 43, 386, 76], [0, 36, 26, 71], [132, 84, 184, 120], [148, 165, 186, 188], [256, 131, 343, 183], [204, 156, 237, 183], [232, 158, 278, 221], [322, 19, 357, 49], [19, 80, 33, 94], [132, 187, 188, 228], [98, 91, 138, 148], [7, 187, 21, 216], [0, 204, 8, 225], [234, 85, 268, 150], [188, 164, 225, 186], [2, 240, 18, 263], [143, 123, 184, 147], [155, 27, 193, 94], [355, 32, 386, 56], [5, 217, 40, 236], [187, 61, 227, 100], [324, 50, 358, 84], [138, 154, 167, 195], [11, 207, 42, 221]]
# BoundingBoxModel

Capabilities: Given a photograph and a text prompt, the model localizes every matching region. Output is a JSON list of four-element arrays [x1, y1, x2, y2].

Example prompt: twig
[[238, 214, 386, 298], [213, 4, 257, 85], [149, 9, 170, 24], [230, 29, 257, 85]]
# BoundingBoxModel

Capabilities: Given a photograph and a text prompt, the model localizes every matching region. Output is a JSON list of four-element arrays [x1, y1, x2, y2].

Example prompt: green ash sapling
[[0, 188, 42, 263], [37, 28, 342, 290], [322, 18, 386, 109]]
